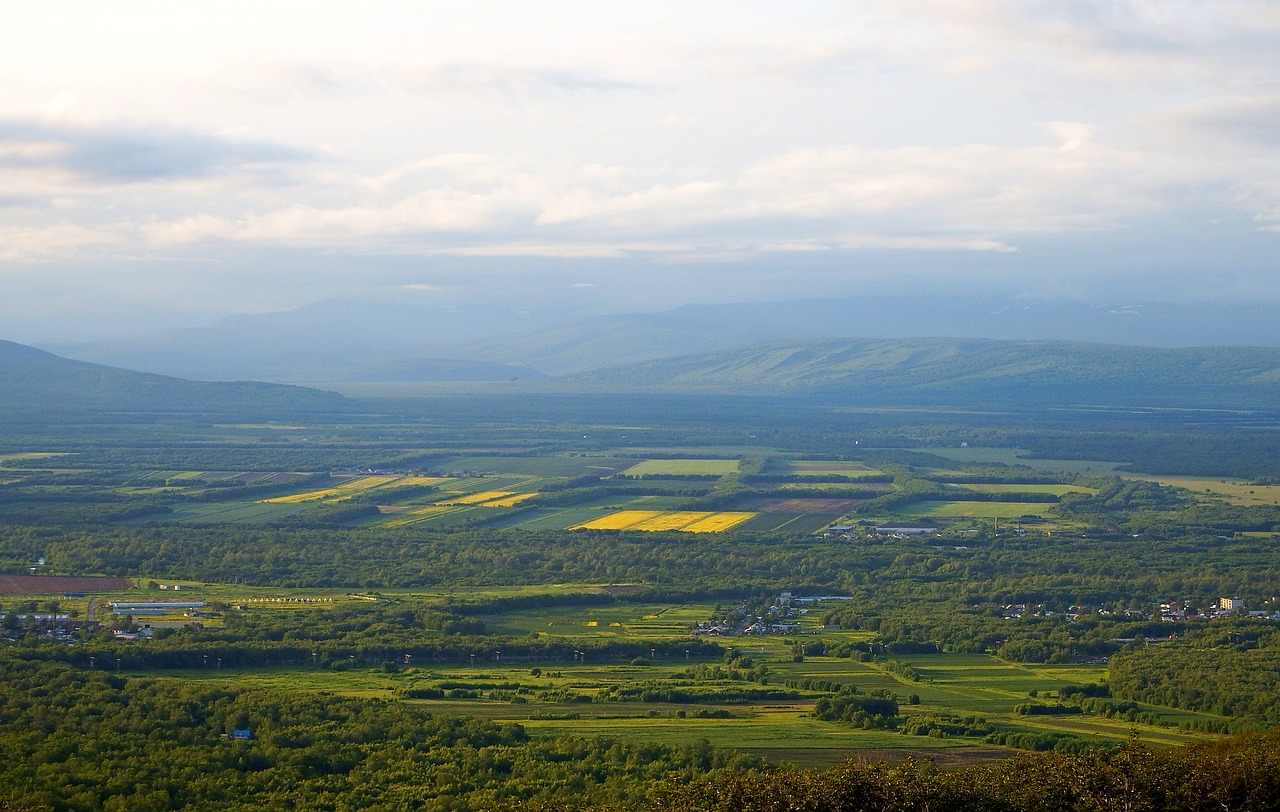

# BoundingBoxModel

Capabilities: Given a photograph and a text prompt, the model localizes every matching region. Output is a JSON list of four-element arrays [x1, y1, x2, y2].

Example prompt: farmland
[[4, 389, 1280, 805], [571, 510, 757, 532], [115, 588, 1211, 766], [898, 501, 1060, 519]]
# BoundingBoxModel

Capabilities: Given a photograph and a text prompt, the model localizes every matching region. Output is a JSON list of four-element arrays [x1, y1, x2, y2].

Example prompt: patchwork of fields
[[0, 448, 1118, 534], [120, 586, 1214, 766]]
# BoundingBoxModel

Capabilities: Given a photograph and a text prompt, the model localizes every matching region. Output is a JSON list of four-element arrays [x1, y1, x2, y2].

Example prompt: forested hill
[[0, 340, 349, 418], [560, 337, 1280, 406]]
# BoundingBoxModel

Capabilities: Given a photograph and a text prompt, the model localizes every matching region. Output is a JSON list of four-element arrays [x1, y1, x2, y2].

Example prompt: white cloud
[[3, 1, 1280, 337], [0, 222, 127, 261]]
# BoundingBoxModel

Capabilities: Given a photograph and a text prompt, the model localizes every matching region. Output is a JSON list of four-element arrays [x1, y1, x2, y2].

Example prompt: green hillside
[[562, 337, 1280, 406], [0, 340, 349, 418]]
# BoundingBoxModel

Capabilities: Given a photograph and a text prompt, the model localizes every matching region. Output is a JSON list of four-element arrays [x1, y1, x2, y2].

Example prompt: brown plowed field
[[0, 575, 132, 595]]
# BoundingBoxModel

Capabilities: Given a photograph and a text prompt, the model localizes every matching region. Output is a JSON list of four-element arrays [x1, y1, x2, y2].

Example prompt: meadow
[[620, 459, 741, 476], [1127, 475, 1280, 506], [898, 501, 1059, 519], [137, 639, 1212, 766]]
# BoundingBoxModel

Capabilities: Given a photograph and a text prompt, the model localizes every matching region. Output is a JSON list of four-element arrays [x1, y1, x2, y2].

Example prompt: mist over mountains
[[43, 294, 1280, 385]]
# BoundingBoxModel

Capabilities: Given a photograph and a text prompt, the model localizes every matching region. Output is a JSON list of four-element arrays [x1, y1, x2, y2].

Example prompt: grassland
[[140, 643, 1213, 766], [772, 460, 886, 478], [945, 483, 1097, 496], [898, 501, 1059, 519], [1126, 475, 1280, 506], [919, 447, 1128, 474], [620, 459, 741, 476]]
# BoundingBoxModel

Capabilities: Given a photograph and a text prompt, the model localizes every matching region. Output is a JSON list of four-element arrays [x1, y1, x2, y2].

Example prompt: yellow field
[[396, 476, 451, 487], [483, 493, 535, 507], [263, 475, 438, 504], [446, 490, 532, 506], [682, 512, 757, 532], [571, 510, 757, 533]]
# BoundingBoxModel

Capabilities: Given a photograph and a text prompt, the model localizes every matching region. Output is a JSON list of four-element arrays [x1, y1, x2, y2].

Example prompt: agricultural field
[[919, 448, 1128, 474], [483, 602, 719, 638], [734, 511, 851, 535], [431, 455, 638, 477], [570, 510, 757, 533], [141, 643, 1212, 766], [943, 483, 1097, 496], [0, 452, 71, 465], [1129, 475, 1280, 506], [0, 575, 132, 595], [620, 459, 741, 476], [898, 501, 1059, 519], [769, 460, 886, 478], [263, 475, 443, 504], [161, 501, 316, 524]]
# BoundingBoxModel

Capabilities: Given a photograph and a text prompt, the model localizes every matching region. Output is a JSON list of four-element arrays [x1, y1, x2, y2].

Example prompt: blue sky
[[2, 1, 1279, 341]]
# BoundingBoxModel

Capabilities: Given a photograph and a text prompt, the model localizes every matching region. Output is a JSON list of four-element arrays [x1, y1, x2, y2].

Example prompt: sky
[[2, 1, 1279, 342]]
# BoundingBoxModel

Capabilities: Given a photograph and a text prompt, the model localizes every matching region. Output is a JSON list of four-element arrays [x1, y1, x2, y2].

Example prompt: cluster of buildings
[[691, 593, 851, 636], [995, 598, 1280, 623]]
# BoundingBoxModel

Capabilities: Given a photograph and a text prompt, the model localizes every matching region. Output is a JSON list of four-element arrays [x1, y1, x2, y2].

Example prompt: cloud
[[0, 222, 127, 261], [1152, 95, 1280, 147], [247, 60, 649, 102], [0, 117, 315, 183]]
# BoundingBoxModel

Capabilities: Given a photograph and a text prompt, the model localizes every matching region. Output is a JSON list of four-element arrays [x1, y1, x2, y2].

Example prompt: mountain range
[[42, 294, 1280, 384], [7, 332, 1280, 417]]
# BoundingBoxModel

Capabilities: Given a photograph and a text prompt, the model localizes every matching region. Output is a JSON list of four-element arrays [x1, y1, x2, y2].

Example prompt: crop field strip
[[570, 510, 757, 533], [620, 459, 741, 476], [899, 500, 1059, 519]]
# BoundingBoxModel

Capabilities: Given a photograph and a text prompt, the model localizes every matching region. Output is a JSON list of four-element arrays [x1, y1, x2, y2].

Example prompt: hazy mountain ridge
[[0, 340, 349, 417], [43, 295, 1280, 383], [559, 337, 1280, 406]]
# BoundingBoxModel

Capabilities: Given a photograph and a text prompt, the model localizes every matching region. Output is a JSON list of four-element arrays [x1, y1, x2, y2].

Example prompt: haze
[[3, 1, 1279, 343]]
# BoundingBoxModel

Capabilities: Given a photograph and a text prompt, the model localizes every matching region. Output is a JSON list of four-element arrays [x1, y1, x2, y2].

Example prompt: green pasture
[[1127, 474, 1280, 506], [736, 512, 839, 534], [774, 460, 885, 477], [483, 602, 718, 638], [620, 459, 741, 476], [0, 452, 71, 464], [898, 501, 1058, 519], [139, 645, 1216, 766], [945, 483, 1098, 496], [556, 494, 695, 511], [432, 456, 635, 477], [162, 501, 306, 524], [479, 507, 606, 530], [919, 448, 1128, 474]]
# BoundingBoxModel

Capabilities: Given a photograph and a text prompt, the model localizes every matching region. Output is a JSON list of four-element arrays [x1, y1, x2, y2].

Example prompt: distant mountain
[[559, 337, 1280, 407], [0, 340, 348, 418], [44, 294, 1280, 383], [42, 293, 563, 382]]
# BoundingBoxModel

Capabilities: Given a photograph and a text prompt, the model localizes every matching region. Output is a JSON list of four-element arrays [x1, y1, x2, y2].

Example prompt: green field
[[774, 460, 885, 477], [1128, 475, 1280, 506], [899, 501, 1059, 519], [946, 483, 1098, 496], [433, 456, 638, 477], [919, 447, 1128, 474], [141, 643, 1213, 766], [621, 459, 741, 476], [483, 603, 718, 638]]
